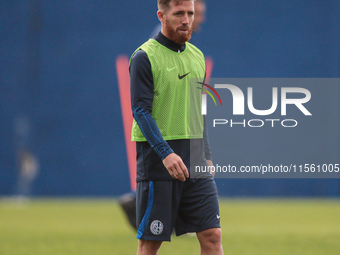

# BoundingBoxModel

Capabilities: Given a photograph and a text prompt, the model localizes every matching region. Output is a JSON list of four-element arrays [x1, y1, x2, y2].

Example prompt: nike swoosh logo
[[216, 215, 220, 219], [167, 67, 176, 72], [178, 72, 190, 79]]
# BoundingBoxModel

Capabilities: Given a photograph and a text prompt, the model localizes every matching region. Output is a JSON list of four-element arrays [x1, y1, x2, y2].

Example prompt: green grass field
[[0, 198, 339, 255]]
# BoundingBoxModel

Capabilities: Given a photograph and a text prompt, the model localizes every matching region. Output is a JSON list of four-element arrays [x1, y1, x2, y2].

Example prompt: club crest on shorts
[[150, 220, 164, 235]]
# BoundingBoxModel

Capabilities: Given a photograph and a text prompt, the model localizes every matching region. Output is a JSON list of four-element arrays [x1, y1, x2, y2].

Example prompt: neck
[[153, 32, 186, 53]]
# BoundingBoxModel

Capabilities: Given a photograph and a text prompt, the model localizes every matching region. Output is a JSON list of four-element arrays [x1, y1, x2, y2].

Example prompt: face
[[158, 0, 195, 44], [192, 2, 206, 32]]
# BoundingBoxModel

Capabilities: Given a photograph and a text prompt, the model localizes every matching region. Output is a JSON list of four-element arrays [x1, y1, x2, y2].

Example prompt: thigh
[[175, 178, 221, 236], [136, 180, 181, 241]]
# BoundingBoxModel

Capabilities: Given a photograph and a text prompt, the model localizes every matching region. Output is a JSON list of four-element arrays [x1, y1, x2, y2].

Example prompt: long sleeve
[[132, 106, 173, 160], [203, 115, 212, 160], [130, 49, 173, 160]]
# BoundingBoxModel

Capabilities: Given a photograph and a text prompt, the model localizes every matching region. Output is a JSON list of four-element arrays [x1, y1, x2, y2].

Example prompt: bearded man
[[129, 1, 223, 254]]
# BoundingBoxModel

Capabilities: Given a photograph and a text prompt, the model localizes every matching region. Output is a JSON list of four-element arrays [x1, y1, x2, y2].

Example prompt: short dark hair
[[158, 0, 197, 11]]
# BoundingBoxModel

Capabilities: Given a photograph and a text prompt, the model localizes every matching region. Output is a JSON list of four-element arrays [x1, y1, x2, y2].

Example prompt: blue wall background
[[1, 0, 339, 197]]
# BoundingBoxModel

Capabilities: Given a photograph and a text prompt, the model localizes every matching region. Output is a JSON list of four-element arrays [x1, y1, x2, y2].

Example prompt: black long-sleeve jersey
[[130, 32, 212, 181]]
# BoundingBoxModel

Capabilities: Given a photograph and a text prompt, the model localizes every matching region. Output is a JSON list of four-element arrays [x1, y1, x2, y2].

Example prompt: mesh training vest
[[131, 39, 206, 142]]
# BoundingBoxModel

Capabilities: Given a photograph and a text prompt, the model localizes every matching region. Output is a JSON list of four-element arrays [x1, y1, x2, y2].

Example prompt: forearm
[[203, 115, 212, 160], [133, 105, 173, 160]]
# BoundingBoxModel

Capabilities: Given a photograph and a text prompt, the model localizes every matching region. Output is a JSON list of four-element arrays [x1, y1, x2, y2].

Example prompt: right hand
[[162, 153, 189, 181]]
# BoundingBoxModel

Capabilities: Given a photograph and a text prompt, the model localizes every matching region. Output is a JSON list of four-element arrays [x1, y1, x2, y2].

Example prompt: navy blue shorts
[[136, 178, 220, 241]]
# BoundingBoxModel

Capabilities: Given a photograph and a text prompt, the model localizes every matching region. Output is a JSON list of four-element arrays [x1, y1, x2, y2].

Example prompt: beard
[[164, 19, 193, 44]]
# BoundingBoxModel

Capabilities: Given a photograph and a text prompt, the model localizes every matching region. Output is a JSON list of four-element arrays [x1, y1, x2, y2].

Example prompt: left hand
[[206, 159, 215, 177]]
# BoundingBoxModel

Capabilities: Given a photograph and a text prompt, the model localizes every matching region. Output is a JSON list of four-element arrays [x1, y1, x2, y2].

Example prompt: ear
[[157, 9, 165, 23]]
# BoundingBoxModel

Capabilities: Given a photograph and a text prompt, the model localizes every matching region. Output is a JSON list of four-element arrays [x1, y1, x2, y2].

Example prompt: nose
[[182, 13, 189, 25]]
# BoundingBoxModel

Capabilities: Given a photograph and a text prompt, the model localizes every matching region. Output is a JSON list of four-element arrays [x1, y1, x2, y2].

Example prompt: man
[[150, 0, 206, 37], [191, 0, 206, 32], [130, 1, 223, 254], [119, 0, 208, 232]]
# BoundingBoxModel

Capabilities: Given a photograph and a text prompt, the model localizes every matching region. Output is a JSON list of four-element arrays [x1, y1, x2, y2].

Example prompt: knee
[[198, 228, 222, 248], [138, 240, 162, 254]]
